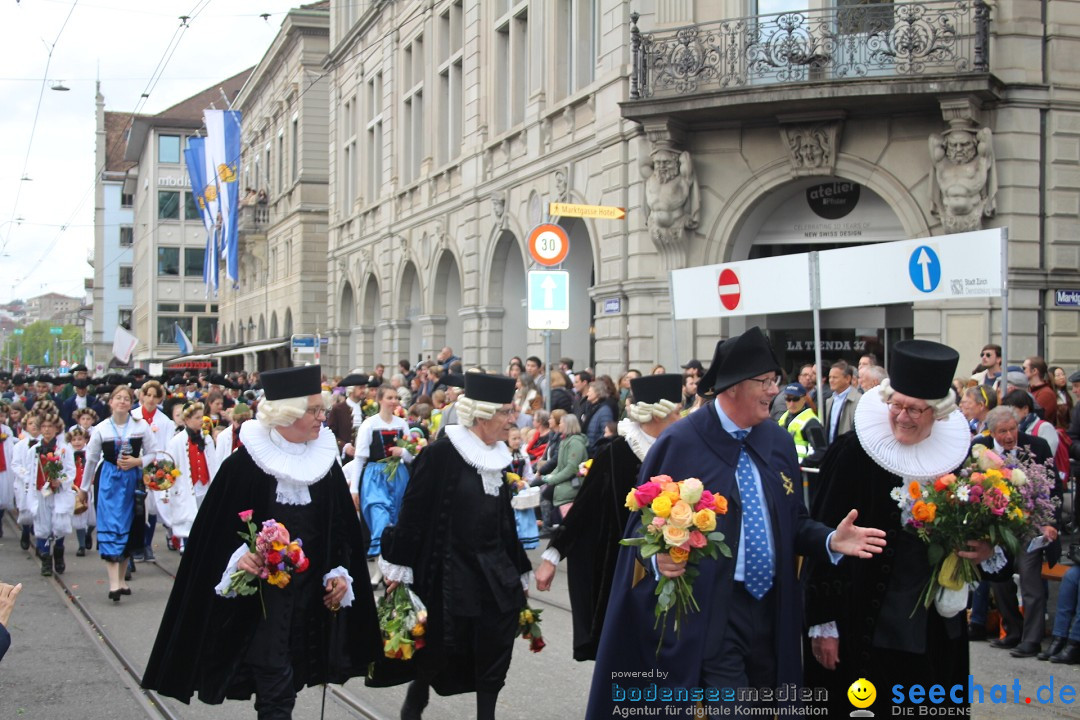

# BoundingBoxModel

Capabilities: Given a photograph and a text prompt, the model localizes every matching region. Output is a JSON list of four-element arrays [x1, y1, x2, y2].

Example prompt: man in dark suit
[[587, 327, 886, 717], [60, 378, 105, 428], [823, 362, 861, 444], [973, 405, 1057, 659]]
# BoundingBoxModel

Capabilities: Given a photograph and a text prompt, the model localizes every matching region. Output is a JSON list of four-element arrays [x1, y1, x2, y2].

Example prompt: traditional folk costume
[[509, 446, 539, 549], [544, 374, 682, 661], [10, 432, 41, 548], [0, 423, 15, 536], [353, 412, 413, 557], [84, 416, 156, 562], [70, 445, 96, 555], [375, 373, 532, 720], [132, 403, 175, 560], [143, 365, 380, 717], [211, 419, 247, 471], [806, 341, 973, 717], [28, 436, 76, 574], [162, 428, 221, 541]]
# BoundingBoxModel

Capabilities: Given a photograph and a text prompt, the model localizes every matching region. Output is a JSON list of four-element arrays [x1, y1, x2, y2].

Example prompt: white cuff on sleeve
[[322, 566, 355, 608], [981, 545, 1007, 574], [541, 547, 562, 566], [401, 449, 414, 464], [521, 571, 532, 591], [808, 622, 839, 639], [215, 544, 250, 598], [379, 557, 414, 584]]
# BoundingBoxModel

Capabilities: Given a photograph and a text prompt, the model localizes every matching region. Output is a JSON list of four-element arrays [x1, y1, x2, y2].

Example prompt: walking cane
[[321, 601, 341, 720]]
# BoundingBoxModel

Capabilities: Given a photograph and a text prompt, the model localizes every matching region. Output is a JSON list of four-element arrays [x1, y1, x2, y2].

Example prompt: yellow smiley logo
[[847, 678, 876, 709]]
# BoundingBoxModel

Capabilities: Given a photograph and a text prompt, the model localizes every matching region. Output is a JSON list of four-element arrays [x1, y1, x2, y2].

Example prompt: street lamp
[[50, 81, 70, 92]]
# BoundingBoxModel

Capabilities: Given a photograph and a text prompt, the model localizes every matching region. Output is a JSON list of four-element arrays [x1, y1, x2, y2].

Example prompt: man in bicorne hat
[[587, 327, 886, 718], [375, 372, 533, 720], [143, 365, 379, 719]]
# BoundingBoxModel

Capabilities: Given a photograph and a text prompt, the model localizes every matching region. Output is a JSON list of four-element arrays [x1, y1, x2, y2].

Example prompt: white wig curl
[[626, 398, 680, 425], [257, 395, 308, 428], [455, 396, 500, 428], [877, 378, 956, 421]]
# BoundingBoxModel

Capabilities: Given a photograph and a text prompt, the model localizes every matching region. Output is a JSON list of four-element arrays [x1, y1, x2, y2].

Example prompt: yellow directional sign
[[548, 202, 626, 220]]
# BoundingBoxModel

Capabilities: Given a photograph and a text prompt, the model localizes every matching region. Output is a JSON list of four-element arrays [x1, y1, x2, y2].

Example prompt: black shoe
[[40, 553, 52, 577], [85, 530, 92, 550], [108, 590, 121, 602], [990, 637, 1020, 650], [53, 546, 65, 574], [128, 557, 136, 573], [400, 681, 430, 720], [1039, 637, 1068, 661], [131, 549, 145, 562], [124, 567, 132, 582], [967, 624, 988, 642], [119, 588, 131, 596], [19, 534, 30, 551], [1052, 640, 1080, 664], [1011, 642, 1041, 658], [76, 547, 86, 557]]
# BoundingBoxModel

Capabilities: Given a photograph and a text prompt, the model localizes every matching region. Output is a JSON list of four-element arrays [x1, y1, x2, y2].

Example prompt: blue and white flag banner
[[175, 322, 194, 354], [184, 137, 218, 296], [204, 109, 243, 286]]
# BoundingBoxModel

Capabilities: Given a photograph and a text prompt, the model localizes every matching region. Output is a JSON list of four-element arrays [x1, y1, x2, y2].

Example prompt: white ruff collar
[[239, 422, 339, 505], [854, 389, 971, 480], [445, 425, 512, 497], [618, 418, 656, 462]]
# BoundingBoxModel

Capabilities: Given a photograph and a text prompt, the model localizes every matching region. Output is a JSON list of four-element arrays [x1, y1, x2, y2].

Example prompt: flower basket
[[144, 452, 182, 492], [511, 486, 542, 510]]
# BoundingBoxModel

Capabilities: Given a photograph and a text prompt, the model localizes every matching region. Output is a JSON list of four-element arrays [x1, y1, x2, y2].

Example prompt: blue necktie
[[733, 430, 773, 599]]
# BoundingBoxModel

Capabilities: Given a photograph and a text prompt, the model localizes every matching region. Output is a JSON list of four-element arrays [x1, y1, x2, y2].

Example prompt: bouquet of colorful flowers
[[38, 448, 65, 496], [376, 583, 428, 660], [143, 455, 182, 492], [891, 444, 1059, 610], [202, 415, 215, 437], [222, 510, 311, 617], [362, 398, 378, 418], [519, 604, 545, 653], [621, 475, 730, 653], [378, 428, 428, 482]]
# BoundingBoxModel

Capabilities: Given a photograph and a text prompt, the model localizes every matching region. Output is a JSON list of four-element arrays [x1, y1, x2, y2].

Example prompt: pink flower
[[695, 490, 715, 513], [634, 483, 662, 507], [239, 509, 253, 523], [652, 516, 666, 527], [688, 530, 707, 549], [650, 474, 674, 486]]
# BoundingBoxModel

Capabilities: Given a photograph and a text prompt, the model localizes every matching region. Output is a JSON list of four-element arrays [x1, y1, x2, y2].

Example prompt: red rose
[[266, 550, 282, 565], [296, 556, 310, 573], [530, 636, 546, 653], [414, 638, 426, 650]]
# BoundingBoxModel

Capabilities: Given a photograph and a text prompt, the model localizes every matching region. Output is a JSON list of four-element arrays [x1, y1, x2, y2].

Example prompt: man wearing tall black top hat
[[587, 327, 886, 719], [375, 372, 533, 720], [143, 365, 379, 719], [805, 340, 994, 716], [535, 373, 683, 661]]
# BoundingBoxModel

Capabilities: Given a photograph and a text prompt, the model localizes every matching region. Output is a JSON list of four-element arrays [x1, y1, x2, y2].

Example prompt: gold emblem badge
[[781, 472, 795, 495]]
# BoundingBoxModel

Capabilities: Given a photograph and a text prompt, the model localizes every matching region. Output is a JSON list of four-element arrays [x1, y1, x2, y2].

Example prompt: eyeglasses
[[304, 406, 327, 419], [493, 407, 517, 418], [784, 396, 802, 402], [886, 401, 931, 419], [980, 352, 995, 358], [746, 375, 781, 390]]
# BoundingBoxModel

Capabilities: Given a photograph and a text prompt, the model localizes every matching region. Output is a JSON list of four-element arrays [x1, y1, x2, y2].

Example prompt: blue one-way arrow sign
[[908, 245, 941, 293], [528, 270, 569, 330]]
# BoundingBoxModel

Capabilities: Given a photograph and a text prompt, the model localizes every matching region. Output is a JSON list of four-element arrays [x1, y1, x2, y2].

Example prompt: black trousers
[[702, 582, 777, 709], [448, 608, 520, 694]]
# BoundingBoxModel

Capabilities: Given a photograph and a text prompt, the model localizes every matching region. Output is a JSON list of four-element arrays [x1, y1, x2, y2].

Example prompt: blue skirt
[[515, 508, 539, 550], [360, 460, 410, 557], [96, 461, 140, 560]]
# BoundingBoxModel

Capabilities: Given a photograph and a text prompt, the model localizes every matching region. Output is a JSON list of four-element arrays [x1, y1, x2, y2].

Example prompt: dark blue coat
[[586, 402, 832, 718], [61, 395, 105, 429]]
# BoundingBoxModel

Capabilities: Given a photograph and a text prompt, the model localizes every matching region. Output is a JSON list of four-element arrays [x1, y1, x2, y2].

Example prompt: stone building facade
[[324, 0, 1080, 378], [217, 3, 331, 371]]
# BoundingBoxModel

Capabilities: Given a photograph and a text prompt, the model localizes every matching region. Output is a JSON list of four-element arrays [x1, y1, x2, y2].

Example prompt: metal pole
[[999, 227, 1009, 404], [544, 330, 552, 412], [810, 252, 826, 425], [668, 270, 680, 369]]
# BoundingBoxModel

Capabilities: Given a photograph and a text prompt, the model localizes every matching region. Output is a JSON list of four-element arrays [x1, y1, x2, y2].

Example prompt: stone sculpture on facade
[[491, 191, 507, 230], [929, 126, 996, 232], [642, 146, 700, 267], [781, 121, 841, 177]]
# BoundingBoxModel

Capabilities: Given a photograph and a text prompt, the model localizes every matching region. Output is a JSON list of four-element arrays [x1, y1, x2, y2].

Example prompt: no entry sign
[[717, 268, 741, 311]]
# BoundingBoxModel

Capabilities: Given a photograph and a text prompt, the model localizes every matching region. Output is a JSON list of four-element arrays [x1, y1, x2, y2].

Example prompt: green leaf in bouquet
[[640, 543, 661, 559], [927, 543, 944, 567]]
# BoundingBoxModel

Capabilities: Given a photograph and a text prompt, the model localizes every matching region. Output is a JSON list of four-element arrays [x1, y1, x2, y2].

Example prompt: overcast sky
[[0, 0, 307, 306]]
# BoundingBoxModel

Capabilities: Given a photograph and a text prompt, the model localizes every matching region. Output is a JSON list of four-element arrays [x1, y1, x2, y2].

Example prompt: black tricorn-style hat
[[630, 374, 683, 405], [699, 326, 782, 393], [366, 375, 383, 388], [129, 368, 149, 378], [12, 373, 27, 385], [337, 374, 370, 387], [888, 340, 959, 400], [260, 365, 322, 401], [463, 372, 516, 404], [72, 377, 90, 389]]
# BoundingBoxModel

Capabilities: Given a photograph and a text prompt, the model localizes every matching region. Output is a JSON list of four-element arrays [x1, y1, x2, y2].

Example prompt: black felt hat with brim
[[699, 326, 782, 393], [889, 340, 959, 400], [463, 373, 515, 404], [261, 365, 322, 401], [441, 373, 465, 388], [630, 374, 683, 405], [337, 374, 370, 387]]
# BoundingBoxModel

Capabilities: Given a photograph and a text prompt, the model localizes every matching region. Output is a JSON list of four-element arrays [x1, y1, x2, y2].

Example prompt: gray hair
[[588, 380, 610, 400], [985, 405, 1019, 432], [455, 396, 500, 427], [863, 366, 887, 385], [560, 414, 582, 435], [877, 378, 956, 421], [257, 396, 308, 428]]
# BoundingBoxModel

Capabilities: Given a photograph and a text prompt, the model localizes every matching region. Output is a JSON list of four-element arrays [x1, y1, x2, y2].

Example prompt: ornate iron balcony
[[629, 0, 990, 100]]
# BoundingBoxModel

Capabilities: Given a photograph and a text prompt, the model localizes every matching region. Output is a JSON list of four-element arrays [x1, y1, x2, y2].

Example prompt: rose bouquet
[[143, 457, 182, 492], [222, 510, 311, 617], [519, 604, 545, 653], [376, 583, 428, 660], [362, 398, 378, 418], [38, 448, 65, 497], [621, 475, 731, 653], [378, 428, 428, 482], [891, 444, 1058, 611]]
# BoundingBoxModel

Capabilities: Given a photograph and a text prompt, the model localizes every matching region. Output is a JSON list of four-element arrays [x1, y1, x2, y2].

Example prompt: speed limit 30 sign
[[528, 223, 569, 266]]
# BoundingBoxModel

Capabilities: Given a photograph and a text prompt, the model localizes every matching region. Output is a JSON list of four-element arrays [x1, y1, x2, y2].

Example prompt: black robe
[[371, 434, 533, 696], [549, 434, 640, 661], [586, 403, 832, 718], [805, 432, 968, 716], [142, 447, 379, 704]]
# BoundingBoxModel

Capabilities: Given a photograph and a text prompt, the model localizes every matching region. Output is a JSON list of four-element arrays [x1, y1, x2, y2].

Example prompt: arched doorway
[[490, 230, 527, 368], [362, 275, 382, 370], [433, 250, 463, 359], [270, 312, 278, 339], [400, 261, 423, 365], [340, 282, 355, 366], [283, 308, 293, 337], [556, 217, 595, 370], [258, 315, 266, 341]]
